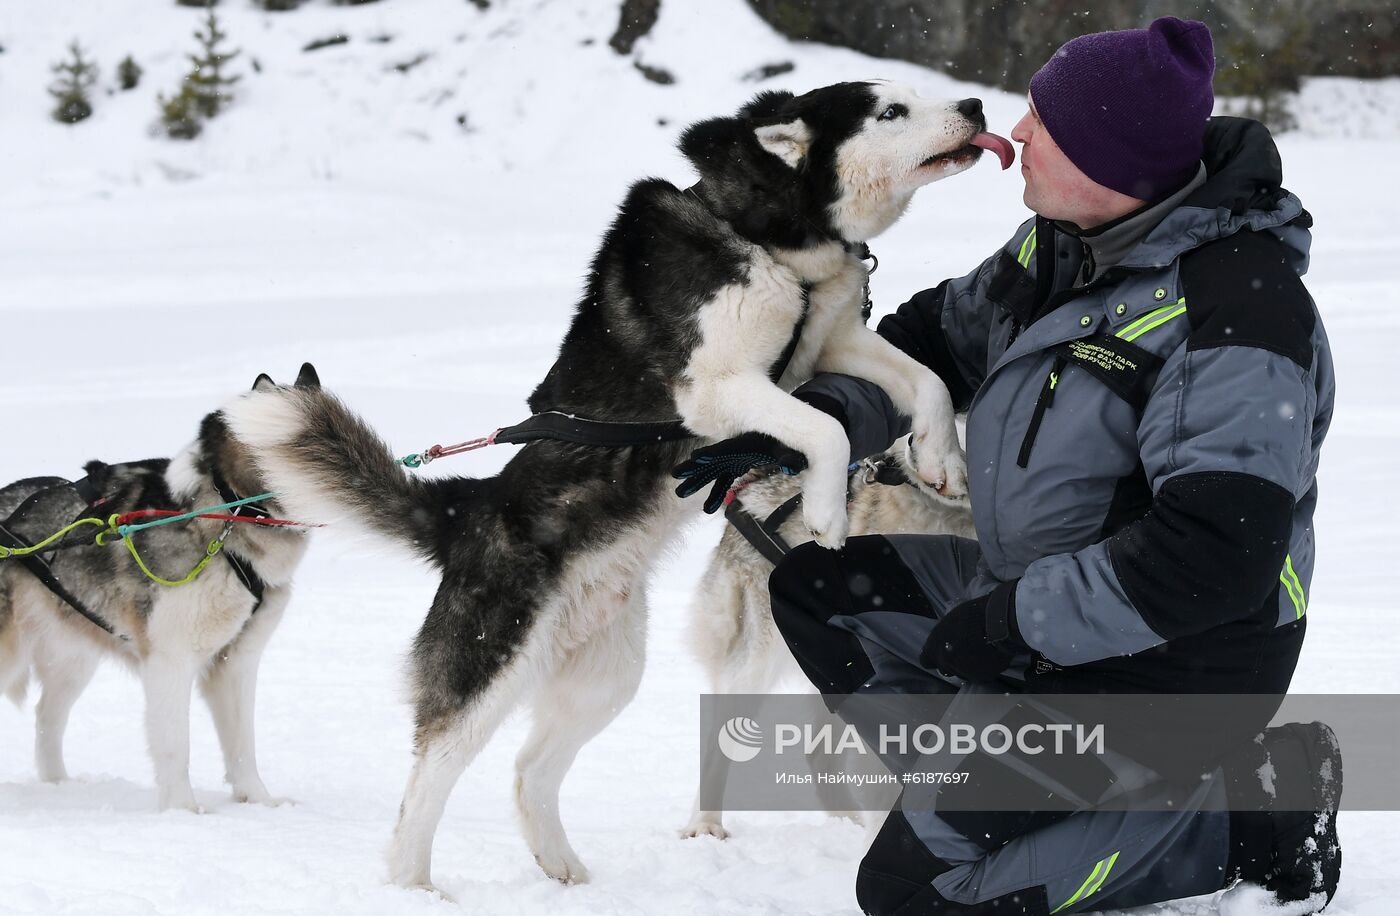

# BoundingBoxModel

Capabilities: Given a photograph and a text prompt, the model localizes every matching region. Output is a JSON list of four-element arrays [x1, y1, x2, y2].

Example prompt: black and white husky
[[226, 81, 1007, 889], [0, 367, 317, 811]]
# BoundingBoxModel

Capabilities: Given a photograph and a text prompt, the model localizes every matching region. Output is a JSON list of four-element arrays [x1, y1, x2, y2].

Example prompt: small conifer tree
[[49, 41, 98, 124], [117, 55, 143, 90], [159, 5, 241, 138], [185, 6, 241, 118], [158, 87, 202, 139]]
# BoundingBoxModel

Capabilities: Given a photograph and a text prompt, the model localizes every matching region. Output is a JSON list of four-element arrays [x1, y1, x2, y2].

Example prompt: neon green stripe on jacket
[[1117, 298, 1186, 342], [1280, 554, 1308, 618], [1017, 226, 1038, 268], [1051, 851, 1120, 914]]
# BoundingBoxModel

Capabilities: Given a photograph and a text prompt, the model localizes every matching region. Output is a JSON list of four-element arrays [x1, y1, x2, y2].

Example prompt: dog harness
[[466, 246, 874, 454], [210, 469, 268, 612], [1, 465, 271, 637], [722, 456, 910, 566], [0, 474, 122, 635], [502, 283, 818, 448], [407, 275, 853, 465]]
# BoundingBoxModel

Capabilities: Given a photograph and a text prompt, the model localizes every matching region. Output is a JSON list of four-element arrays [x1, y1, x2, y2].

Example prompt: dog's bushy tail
[[224, 387, 452, 566]]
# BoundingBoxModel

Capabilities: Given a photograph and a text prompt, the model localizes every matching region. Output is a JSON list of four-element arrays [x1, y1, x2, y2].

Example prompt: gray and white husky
[[0, 367, 317, 811], [681, 435, 975, 839], [225, 81, 1007, 890]]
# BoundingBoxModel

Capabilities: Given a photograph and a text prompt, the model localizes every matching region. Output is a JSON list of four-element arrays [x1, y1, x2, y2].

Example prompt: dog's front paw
[[36, 765, 70, 784], [159, 789, 207, 814], [535, 850, 591, 885], [395, 882, 454, 902], [906, 433, 968, 502], [234, 788, 294, 807], [680, 815, 730, 840], [801, 479, 849, 550]]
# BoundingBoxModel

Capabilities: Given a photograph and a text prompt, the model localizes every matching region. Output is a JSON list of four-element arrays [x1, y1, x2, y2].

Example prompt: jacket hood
[[1119, 117, 1312, 275]]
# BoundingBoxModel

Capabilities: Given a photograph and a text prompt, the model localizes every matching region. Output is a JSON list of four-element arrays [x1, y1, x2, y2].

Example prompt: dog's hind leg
[[31, 629, 99, 783], [683, 571, 787, 839], [515, 585, 647, 884], [200, 591, 289, 805], [141, 650, 202, 811], [388, 627, 544, 890]]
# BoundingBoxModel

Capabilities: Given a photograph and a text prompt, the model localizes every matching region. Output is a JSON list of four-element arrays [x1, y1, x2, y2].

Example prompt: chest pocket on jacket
[[1017, 334, 1167, 468], [1049, 334, 1165, 411]]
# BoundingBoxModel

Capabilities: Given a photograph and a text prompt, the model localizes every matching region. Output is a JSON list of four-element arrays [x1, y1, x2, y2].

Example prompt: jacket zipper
[[1017, 356, 1067, 468]]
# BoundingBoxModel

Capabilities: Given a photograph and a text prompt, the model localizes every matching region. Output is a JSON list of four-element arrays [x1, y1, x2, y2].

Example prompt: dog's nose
[[956, 98, 984, 120]]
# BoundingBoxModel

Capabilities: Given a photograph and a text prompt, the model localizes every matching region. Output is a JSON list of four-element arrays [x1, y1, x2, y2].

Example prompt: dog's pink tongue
[[971, 132, 1015, 170]]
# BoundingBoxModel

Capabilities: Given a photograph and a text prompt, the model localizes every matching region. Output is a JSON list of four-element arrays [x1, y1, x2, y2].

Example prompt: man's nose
[[956, 98, 984, 120], [1011, 109, 1034, 142]]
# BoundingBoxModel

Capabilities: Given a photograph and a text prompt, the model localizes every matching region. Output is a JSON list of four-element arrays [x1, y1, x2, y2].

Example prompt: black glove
[[671, 432, 808, 514], [672, 391, 849, 514], [918, 580, 1024, 684]]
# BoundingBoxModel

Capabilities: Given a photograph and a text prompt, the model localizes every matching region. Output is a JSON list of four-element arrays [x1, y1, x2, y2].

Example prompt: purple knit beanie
[[1029, 17, 1215, 201]]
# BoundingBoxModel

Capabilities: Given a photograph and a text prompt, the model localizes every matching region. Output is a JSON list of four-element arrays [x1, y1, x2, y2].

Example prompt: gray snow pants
[[769, 534, 1275, 915]]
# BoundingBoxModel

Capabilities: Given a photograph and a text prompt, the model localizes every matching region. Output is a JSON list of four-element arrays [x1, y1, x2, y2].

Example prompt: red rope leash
[[115, 509, 321, 528]]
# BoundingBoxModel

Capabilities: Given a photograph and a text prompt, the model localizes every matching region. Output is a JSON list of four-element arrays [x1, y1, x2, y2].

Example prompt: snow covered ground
[[0, 1, 1397, 913]]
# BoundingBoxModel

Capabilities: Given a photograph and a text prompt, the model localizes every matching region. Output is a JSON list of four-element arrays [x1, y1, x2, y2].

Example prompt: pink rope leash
[[400, 430, 502, 468]]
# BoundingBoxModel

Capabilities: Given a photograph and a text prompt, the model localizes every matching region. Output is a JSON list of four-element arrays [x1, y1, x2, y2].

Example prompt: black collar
[[211, 466, 270, 520], [208, 465, 269, 610]]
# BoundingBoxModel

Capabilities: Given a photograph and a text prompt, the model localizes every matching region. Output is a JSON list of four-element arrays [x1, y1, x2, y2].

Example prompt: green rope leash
[[0, 517, 110, 559], [118, 521, 234, 587]]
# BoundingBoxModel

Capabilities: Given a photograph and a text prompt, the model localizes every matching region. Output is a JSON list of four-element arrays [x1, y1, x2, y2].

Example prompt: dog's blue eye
[[878, 104, 908, 121]]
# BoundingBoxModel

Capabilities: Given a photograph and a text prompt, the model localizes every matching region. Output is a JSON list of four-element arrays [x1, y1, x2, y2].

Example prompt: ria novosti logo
[[717, 717, 764, 763], [715, 716, 1105, 762]]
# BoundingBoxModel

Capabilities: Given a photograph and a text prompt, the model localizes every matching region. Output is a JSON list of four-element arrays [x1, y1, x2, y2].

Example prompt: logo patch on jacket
[[1051, 334, 1163, 410]]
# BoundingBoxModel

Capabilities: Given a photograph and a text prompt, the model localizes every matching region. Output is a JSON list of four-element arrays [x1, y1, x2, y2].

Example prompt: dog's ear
[[739, 89, 810, 169], [294, 362, 321, 389], [251, 373, 277, 392], [753, 118, 812, 169], [678, 115, 743, 168], [82, 459, 112, 491], [739, 89, 796, 120]]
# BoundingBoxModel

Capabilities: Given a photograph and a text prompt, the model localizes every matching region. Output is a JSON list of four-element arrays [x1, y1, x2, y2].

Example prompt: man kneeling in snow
[[676, 17, 1341, 916]]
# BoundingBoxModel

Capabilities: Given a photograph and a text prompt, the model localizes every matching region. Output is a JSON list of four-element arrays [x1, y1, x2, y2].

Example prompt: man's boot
[[1225, 721, 1343, 912]]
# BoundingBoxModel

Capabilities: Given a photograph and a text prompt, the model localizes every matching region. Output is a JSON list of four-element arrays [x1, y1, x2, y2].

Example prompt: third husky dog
[[682, 435, 975, 839], [226, 82, 1012, 889], [0, 367, 317, 811]]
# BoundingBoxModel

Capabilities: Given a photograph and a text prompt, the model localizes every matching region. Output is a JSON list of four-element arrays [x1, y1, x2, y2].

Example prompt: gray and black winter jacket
[[801, 118, 1334, 694]]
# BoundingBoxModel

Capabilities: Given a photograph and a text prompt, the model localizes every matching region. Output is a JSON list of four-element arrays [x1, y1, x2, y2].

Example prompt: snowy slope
[[0, 1, 1397, 914]]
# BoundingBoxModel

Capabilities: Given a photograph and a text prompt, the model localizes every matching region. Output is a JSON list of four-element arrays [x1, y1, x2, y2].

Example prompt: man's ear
[[754, 119, 811, 169]]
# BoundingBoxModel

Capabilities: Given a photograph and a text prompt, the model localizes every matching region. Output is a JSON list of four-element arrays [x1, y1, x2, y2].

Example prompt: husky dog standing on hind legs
[[227, 81, 1013, 890]]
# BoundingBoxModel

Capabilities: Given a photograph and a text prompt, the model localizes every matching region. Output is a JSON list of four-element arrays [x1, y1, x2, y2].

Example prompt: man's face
[[1010, 97, 1145, 228]]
